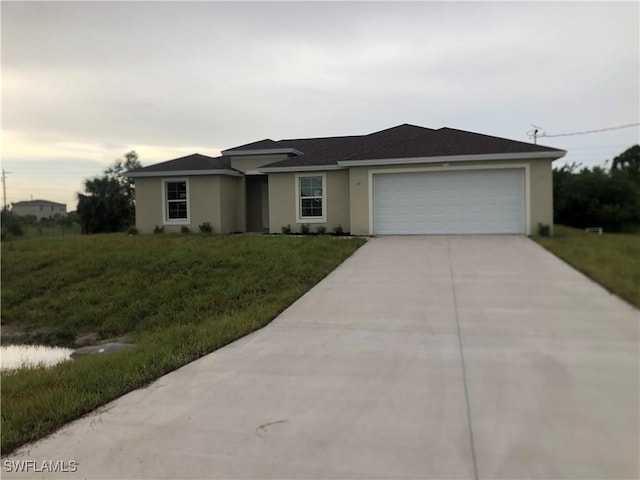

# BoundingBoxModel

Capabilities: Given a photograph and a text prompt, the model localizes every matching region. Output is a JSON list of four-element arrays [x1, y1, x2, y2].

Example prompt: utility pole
[[2, 168, 7, 211], [2, 168, 12, 211]]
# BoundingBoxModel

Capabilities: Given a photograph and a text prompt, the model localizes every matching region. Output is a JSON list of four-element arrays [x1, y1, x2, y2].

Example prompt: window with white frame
[[297, 174, 326, 223], [164, 180, 189, 223]]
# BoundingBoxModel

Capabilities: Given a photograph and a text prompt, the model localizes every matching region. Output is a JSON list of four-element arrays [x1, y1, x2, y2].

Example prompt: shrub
[[553, 156, 640, 233], [181, 226, 191, 234], [333, 225, 345, 236], [21, 215, 38, 225], [198, 222, 213, 234], [127, 226, 138, 235], [300, 223, 310, 235], [537, 223, 551, 237], [316, 226, 327, 235], [281, 224, 292, 235], [153, 225, 164, 234], [0, 211, 24, 238]]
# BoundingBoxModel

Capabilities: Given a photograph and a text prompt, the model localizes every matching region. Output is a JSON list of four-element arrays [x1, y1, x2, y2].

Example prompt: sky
[[2, 1, 639, 210]]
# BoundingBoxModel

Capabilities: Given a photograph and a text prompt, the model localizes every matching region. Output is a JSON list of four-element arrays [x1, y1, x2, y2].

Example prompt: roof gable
[[222, 139, 281, 152], [127, 153, 234, 173]]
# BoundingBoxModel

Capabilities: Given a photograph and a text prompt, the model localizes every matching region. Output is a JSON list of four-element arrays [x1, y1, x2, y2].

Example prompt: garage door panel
[[373, 169, 525, 235]]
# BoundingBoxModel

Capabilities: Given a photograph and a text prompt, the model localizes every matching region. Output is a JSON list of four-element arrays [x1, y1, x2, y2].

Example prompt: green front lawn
[[534, 225, 640, 308], [1, 233, 366, 454]]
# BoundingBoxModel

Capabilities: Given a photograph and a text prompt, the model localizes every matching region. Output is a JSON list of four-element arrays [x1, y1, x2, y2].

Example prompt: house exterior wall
[[326, 170, 350, 232], [133, 177, 163, 233], [134, 158, 554, 236], [134, 175, 240, 234], [529, 159, 554, 235], [267, 173, 295, 232], [348, 158, 554, 236], [186, 176, 218, 233], [268, 170, 350, 233], [219, 176, 240, 233], [230, 154, 289, 173]]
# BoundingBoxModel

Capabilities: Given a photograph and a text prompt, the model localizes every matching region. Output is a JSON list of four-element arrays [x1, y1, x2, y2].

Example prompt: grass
[[534, 225, 640, 308], [0, 233, 366, 454]]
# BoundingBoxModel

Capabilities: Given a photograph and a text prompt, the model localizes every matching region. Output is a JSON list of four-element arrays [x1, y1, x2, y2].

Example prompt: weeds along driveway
[[4, 236, 639, 479]]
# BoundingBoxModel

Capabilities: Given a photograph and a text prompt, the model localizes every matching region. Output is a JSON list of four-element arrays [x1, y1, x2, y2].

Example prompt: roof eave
[[125, 169, 243, 178], [220, 148, 303, 156], [258, 164, 345, 173], [337, 150, 566, 167]]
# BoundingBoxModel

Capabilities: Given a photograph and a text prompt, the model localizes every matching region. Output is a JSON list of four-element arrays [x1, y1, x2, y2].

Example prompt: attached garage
[[373, 168, 526, 235]]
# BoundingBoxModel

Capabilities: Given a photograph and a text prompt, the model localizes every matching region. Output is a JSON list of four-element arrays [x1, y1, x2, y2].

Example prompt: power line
[[528, 123, 639, 142], [543, 123, 640, 138]]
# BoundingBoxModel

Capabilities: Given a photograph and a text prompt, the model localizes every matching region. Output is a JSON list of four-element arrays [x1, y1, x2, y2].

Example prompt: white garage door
[[373, 169, 525, 235]]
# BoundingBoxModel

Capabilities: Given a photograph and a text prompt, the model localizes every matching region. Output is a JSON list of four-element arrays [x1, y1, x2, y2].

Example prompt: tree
[[611, 145, 640, 180], [77, 151, 141, 234], [105, 151, 140, 213]]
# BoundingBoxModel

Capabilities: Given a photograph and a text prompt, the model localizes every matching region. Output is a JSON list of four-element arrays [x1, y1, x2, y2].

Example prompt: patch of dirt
[[0, 324, 27, 343], [74, 333, 100, 347], [0, 325, 65, 346]]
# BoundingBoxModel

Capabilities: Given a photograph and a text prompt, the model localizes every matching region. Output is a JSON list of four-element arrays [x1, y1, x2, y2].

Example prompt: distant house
[[11, 200, 67, 220]]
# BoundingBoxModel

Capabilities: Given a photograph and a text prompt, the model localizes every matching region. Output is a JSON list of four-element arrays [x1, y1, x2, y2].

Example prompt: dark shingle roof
[[262, 124, 435, 168], [349, 127, 562, 161], [261, 124, 564, 168], [277, 135, 361, 153], [130, 124, 565, 175], [128, 153, 239, 173]]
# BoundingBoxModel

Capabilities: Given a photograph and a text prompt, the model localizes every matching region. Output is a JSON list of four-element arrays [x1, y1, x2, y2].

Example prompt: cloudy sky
[[2, 1, 638, 209]]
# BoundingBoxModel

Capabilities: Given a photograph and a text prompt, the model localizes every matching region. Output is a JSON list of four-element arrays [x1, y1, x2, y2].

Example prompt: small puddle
[[0, 344, 74, 372]]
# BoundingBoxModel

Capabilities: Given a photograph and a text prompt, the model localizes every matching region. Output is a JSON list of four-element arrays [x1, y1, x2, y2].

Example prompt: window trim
[[295, 173, 326, 224], [162, 178, 190, 225]]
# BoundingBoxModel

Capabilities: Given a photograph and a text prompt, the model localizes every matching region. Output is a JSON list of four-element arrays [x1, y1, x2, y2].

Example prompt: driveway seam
[[446, 236, 479, 480]]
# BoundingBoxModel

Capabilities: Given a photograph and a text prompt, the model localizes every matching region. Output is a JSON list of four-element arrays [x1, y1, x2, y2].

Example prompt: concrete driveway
[[4, 236, 638, 479]]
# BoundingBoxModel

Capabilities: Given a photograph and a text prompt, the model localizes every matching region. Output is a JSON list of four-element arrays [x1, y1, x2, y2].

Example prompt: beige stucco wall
[[133, 175, 240, 234], [230, 154, 289, 173], [235, 177, 247, 232], [268, 173, 295, 233], [268, 170, 350, 233], [326, 170, 350, 231], [189, 176, 220, 233], [530, 159, 554, 235], [348, 158, 554, 236], [219, 176, 241, 233], [134, 177, 163, 233]]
